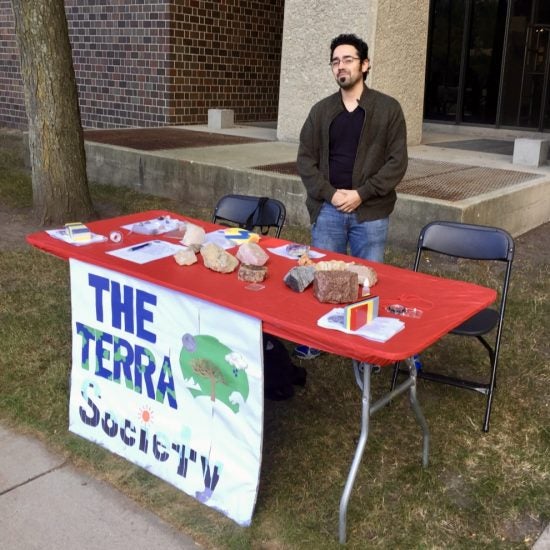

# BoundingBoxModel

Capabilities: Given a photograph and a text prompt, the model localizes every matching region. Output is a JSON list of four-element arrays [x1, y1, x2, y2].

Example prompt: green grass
[[0, 130, 549, 549]]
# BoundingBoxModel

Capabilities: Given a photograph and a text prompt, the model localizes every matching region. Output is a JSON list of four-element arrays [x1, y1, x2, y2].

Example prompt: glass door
[[424, 0, 466, 121], [424, 0, 507, 125], [495, 0, 550, 130], [519, 24, 549, 128], [425, 0, 550, 130]]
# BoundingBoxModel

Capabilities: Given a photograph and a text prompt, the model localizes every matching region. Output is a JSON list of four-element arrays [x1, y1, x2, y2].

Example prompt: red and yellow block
[[344, 296, 379, 331]]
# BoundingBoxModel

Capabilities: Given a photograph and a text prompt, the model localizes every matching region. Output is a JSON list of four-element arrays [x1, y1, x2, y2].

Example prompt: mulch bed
[[84, 128, 266, 151]]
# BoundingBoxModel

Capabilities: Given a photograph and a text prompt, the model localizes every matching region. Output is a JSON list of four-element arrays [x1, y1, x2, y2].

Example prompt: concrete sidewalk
[[2, 422, 549, 549], [0, 425, 199, 550]]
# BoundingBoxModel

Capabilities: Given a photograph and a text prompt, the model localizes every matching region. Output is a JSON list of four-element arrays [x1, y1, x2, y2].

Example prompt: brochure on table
[[47, 228, 107, 246], [318, 307, 405, 343], [106, 240, 186, 264]]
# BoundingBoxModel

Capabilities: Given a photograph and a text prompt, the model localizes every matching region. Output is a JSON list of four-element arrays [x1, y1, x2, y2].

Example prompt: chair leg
[[482, 355, 499, 432]]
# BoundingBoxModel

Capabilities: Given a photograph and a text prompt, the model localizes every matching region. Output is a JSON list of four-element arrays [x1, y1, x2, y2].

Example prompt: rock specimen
[[181, 222, 206, 251], [236, 242, 269, 266], [238, 264, 268, 283], [283, 266, 316, 292], [315, 260, 349, 271], [174, 248, 198, 266], [347, 264, 378, 287], [286, 243, 310, 257], [201, 243, 239, 273], [314, 270, 359, 303], [297, 253, 315, 266]]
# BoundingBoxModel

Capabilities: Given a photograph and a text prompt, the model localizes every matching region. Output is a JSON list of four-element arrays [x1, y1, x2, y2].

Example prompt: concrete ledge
[[513, 138, 549, 167], [84, 141, 550, 248]]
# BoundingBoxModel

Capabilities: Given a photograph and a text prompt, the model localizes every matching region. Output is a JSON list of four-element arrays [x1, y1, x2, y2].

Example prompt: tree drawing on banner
[[179, 334, 249, 413], [179, 333, 250, 503]]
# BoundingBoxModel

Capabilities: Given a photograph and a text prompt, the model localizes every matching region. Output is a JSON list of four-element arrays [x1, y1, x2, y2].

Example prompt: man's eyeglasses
[[329, 56, 360, 69]]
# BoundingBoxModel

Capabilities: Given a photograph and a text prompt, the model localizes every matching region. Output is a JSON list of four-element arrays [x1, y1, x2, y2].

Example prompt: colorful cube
[[344, 296, 379, 331]]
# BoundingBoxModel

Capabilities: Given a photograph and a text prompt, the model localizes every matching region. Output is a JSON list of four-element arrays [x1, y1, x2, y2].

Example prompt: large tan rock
[[346, 264, 378, 287], [200, 243, 239, 273]]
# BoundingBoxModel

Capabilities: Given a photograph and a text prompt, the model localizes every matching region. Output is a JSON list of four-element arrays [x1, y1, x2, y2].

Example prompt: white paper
[[47, 228, 107, 246], [122, 216, 183, 235], [106, 240, 186, 264], [267, 244, 326, 260], [317, 307, 405, 343], [204, 230, 236, 249]]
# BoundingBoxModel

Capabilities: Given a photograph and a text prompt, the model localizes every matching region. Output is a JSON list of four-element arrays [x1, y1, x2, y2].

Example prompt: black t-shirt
[[329, 106, 365, 189]]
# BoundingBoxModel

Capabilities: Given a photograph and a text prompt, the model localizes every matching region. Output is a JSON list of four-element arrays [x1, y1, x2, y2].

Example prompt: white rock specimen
[[174, 248, 197, 266], [201, 242, 239, 273], [315, 260, 350, 271], [181, 222, 206, 251]]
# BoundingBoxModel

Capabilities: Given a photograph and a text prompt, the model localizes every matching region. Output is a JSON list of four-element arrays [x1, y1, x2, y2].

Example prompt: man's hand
[[331, 189, 362, 213]]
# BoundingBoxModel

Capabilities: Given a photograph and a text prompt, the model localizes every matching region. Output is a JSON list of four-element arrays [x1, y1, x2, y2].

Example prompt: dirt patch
[[0, 205, 40, 250]]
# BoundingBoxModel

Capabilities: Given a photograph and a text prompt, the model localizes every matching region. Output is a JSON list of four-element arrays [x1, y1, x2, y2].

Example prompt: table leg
[[338, 359, 430, 544], [339, 361, 372, 545], [405, 356, 430, 468]]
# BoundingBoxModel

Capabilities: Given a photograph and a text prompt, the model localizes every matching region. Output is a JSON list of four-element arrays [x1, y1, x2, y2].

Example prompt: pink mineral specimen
[[236, 242, 269, 266]]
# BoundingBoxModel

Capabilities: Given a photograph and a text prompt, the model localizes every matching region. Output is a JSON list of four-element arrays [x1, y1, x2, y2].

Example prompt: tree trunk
[[11, 0, 96, 225]]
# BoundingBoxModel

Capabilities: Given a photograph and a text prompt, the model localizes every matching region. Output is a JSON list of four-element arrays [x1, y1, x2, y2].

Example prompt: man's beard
[[337, 73, 360, 90]]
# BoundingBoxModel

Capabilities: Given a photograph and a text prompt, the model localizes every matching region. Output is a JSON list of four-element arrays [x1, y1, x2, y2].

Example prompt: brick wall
[[169, 0, 284, 124], [0, 0, 284, 129], [0, 1, 26, 127]]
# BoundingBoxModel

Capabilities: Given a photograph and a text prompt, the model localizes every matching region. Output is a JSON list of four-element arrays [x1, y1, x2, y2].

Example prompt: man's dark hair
[[330, 33, 370, 80]]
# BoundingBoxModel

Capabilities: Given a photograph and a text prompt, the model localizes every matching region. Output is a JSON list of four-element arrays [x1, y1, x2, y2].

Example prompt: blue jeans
[[311, 203, 389, 262]]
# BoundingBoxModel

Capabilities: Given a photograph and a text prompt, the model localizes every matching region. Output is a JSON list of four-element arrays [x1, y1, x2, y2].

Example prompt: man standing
[[295, 33, 408, 360]]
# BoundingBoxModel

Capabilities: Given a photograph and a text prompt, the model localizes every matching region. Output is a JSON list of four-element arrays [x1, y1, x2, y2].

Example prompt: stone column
[[277, 0, 430, 145]]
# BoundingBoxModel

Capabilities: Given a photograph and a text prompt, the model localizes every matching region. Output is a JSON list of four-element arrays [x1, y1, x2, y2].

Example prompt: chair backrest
[[414, 221, 514, 265], [212, 194, 286, 237], [413, 220, 514, 313]]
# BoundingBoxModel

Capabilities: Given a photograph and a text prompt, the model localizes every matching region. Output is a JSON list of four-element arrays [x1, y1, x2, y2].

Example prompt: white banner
[[68, 259, 263, 525]]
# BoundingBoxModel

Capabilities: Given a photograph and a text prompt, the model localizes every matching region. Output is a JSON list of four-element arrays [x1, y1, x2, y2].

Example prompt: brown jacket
[[297, 85, 408, 223]]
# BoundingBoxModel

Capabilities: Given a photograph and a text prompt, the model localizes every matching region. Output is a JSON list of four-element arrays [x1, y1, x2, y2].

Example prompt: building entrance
[[424, 0, 550, 131]]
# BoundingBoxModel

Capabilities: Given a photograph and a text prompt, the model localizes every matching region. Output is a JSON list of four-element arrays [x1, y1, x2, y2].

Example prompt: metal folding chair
[[211, 194, 286, 238], [390, 221, 514, 432]]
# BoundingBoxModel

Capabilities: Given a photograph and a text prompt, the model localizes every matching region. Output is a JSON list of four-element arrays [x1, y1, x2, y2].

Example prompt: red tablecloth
[[27, 210, 496, 366]]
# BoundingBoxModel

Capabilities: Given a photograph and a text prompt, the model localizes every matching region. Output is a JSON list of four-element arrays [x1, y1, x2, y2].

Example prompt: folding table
[[28, 210, 496, 543]]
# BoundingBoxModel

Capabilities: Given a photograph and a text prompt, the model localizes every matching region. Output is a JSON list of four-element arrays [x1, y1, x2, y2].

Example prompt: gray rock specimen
[[314, 270, 358, 303], [283, 266, 316, 292]]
